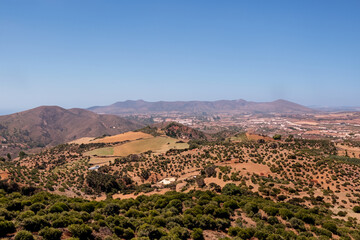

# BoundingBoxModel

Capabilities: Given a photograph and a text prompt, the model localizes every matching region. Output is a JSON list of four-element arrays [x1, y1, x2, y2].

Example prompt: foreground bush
[[39, 227, 62, 240], [0, 220, 16, 236], [0, 187, 357, 240], [192, 228, 204, 240], [14, 230, 34, 240], [68, 224, 92, 240]]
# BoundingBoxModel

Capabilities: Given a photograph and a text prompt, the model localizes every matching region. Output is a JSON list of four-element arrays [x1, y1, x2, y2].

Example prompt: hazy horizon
[[1, 0, 359, 113], [1, 98, 360, 116]]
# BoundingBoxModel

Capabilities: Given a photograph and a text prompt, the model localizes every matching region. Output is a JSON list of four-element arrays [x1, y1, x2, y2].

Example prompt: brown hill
[[137, 121, 241, 142], [160, 122, 209, 140], [88, 99, 315, 115], [0, 106, 143, 156]]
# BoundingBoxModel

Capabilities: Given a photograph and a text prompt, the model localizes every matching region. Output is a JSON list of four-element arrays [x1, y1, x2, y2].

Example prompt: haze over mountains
[[89, 99, 315, 115]]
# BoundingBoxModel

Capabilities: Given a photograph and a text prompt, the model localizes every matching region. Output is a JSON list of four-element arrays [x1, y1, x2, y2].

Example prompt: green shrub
[[18, 211, 35, 220], [14, 230, 34, 240], [114, 226, 124, 237], [222, 183, 242, 196], [244, 202, 259, 214], [29, 203, 45, 213], [81, 202, 96, 213], [295, 210, 315, 225], [198, 214, 217, 229], [52, 216, 71, 228], [68, 224, 92, 240], [103, 203, 120, 216], [137, 223, 165, 240], [311, 226, 332, 238], [39, 227, 62, 240], [254, 230, 268, 240], [214, 208, 230, 219], [7, 200, 23, 211], [223, 200, 238, 210], [0, 220, 16, 236], [192, 228, 204, 240], [22, 216, 50, 232], [237, 228, 255, 239], [169, 226, 190, 239], [263, 207, 279, 216], [337, 211, 347, 217], [267, 216, 279, 225], [228, 226, 241, 236], [125, 209, 145, 218], [123, 228, 135, 239], [353, 206, 360, 213], [322, 221, 337, 234], [279, 208, 294, 220], [289, 217, 305, 230], [49, 202, 69, 213], [0, 208, 12, 220], [167, 199, 183, 212], [152, 216, 166, 227], [273, 134, 282, 140]]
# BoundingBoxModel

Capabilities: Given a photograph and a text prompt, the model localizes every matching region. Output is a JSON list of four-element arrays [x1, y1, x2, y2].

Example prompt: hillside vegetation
[[1, 186, 360, 240], [1, 126, 360, 239]]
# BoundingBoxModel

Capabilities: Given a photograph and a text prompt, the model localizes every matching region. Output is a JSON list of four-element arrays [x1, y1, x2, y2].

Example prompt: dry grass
[[337, 144, 360, 158], [69, 137, 95, 144], [246, 133, 273, 141], [230, 133, 248, 142], [89, 157, 117, 165], [92, 131, 153, 143]]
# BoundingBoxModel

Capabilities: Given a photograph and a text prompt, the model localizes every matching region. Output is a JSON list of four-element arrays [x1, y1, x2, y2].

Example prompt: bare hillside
[[0, 106, 143, 157]]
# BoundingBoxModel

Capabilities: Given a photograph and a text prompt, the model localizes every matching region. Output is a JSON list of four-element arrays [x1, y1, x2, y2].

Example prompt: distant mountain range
[[0, 106, 143, 156], [89, 99, 315, 115], [310, 106, 360, 112]]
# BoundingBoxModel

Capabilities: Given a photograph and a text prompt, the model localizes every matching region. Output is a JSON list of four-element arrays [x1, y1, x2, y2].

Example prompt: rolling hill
[[0, 106, 143, 157], [88, 99, 315, 115]]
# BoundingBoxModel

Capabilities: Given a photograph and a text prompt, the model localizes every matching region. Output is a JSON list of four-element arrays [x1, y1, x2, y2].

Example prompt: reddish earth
[[0, 170, 9, 180]]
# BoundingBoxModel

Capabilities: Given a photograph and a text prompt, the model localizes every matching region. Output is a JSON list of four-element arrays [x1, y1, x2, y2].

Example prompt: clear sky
[[0, 0, 359, 114]]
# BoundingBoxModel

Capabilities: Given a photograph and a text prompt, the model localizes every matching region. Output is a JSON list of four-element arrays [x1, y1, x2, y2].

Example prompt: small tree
[[19, 151, 27, 160], [273, 134, 282, 140], [353, 206, 360, 213]]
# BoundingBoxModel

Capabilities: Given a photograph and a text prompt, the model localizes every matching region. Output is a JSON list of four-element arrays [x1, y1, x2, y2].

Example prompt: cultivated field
[[83, 135, 189, 158], [84, 147, 114, 156], [113, 136, 188, 156]]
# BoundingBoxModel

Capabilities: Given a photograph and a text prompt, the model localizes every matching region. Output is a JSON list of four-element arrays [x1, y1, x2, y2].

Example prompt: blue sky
[[0, 0, 359, 114]]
